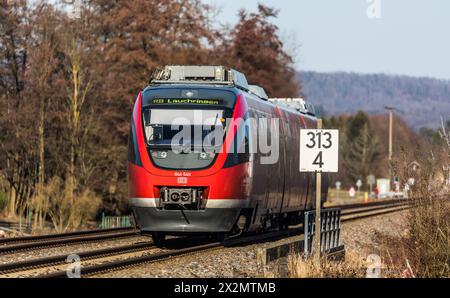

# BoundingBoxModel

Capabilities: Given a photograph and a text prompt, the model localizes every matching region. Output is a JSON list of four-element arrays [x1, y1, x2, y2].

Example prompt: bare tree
[[438, 117, 450, 185], [219, 4, 300, 97], [0, 0, 32, 217], [26, 3, 62, 228], [0, 0, 310, 229]]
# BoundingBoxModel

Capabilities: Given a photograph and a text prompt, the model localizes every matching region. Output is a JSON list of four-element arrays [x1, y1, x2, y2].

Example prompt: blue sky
[[202, 0, 450, 80]]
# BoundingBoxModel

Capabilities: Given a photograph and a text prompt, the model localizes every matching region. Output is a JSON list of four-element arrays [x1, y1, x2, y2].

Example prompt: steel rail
[[0, 241, 155, 274], [341, 205, 410, 222], [40, 228, 312, 278], [1, 199, 410, 277], [332, 198, 406, 210], [340, 203, 408, 216], [0, 227, 134, 245], [39, 241, 223, 278], [0, 230, 139, 254], [0, 199, 403, 248], [38, 202, 410, 278]]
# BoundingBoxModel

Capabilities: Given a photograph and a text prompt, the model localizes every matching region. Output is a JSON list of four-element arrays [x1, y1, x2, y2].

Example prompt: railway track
[[0, 227, 138, 254], [0, 199, 409, 278], [0, 241, 155, 275], [0, 200, 406, 255], [0, 226, 134, 245], [340, 200, 409, 220]]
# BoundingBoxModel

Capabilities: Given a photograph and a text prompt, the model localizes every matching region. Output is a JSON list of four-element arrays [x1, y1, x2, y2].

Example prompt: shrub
[[30, 177, 102, 232], [384, 128, 450, 277]]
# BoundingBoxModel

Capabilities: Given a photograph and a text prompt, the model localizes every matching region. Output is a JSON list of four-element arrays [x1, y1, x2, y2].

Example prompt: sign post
[[356, 179, 362, 194], [335, 181, 341, 200], [299, 120, 339, 265], [367, 174, 376, 194], [314, 119, 322, 265]]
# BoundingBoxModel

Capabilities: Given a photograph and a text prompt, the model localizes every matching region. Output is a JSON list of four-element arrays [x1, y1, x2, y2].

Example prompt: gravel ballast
[[96, 210, 409, 278]]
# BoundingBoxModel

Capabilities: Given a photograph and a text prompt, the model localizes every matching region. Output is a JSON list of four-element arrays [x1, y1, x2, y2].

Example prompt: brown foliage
[[0, 1, 300, 226], [325, 111, 427, 187], [378, 143, 450, 277], [32, 176, 101, 232], [217, 4, 300, 97]]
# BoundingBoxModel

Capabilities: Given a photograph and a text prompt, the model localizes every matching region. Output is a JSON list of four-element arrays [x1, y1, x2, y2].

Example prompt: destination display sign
[[151, 98, 224, 105]]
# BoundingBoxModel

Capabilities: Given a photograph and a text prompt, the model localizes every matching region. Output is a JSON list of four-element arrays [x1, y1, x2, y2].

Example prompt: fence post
[[101, 212, 104, 229]]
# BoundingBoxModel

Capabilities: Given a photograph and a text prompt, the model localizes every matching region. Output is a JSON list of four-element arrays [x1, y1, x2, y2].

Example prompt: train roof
[[146, 65, 316, 116], [149, 65, 249, 90], [269, 98, 316, 116]]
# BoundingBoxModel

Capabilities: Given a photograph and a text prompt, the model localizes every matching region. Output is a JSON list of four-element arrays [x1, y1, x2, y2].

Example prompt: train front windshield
[[143, 108, 224, 149], [140, 87, 237, 170]]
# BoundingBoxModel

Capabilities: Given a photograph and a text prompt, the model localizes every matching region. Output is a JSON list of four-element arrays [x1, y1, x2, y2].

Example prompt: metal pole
[[313, 119, 323, 265], [388, 110, 393, 163], [388, 109, 393, 186], [384, 106, 394, 188]]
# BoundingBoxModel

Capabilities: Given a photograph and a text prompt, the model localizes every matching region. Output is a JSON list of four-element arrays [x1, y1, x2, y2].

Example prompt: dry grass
[[269, 123, 450, 278], [29, 176, 101, 232], [383, 144, 450, 277], [265, 252, 369, 278], [376, 121, 450, 278], [287, 253, 366, 278], [266, 251, 416, 278], [268, 152, 449, 278], [377, 195, 449, 277]]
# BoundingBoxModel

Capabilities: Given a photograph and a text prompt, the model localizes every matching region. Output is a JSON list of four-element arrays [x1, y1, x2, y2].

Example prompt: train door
[[278, 111, 289, 215], [260, 107, 276, 214], [282, 117, 293, 211], [265, 108, 283, 214], [247, 103, 268, 230], [285, 113, 302, 211]]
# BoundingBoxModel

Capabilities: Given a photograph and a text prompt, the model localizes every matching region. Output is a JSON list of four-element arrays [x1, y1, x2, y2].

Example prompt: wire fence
[[99, 213, 133, 229]]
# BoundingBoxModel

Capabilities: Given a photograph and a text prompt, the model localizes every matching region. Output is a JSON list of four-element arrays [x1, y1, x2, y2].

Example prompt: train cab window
[[143, 108, 225, 147], [142, 108, 227, 169]]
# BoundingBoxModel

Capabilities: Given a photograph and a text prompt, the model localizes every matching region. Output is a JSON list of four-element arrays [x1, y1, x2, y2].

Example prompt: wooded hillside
[[300, 71, 450, 130]]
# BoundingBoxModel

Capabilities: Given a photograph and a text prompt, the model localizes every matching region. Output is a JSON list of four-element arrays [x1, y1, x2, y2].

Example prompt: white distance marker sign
[[299, 129, 339, 172]]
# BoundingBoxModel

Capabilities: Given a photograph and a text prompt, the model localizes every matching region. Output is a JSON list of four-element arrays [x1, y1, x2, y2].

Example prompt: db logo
[[177, 177, 188, 184]]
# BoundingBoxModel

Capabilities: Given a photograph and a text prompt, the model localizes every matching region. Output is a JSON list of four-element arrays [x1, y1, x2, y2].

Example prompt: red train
[[128, 66, 328, 245]]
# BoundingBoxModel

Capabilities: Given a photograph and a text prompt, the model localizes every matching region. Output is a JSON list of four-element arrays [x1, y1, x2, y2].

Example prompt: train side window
[[223, 113, 251, 168], [128, 119, 142, 166]]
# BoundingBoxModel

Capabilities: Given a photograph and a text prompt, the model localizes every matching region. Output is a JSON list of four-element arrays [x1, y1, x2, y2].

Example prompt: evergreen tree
[[342, 112, 381, 185]]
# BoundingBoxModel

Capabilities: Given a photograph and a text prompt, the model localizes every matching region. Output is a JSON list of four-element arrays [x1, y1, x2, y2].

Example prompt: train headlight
[[180, 192, 190, 202], [153, 151, 168, 159], [170, 192, 180, 202], [199, 152, 213, 160]]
